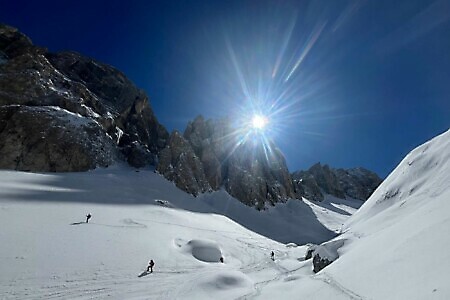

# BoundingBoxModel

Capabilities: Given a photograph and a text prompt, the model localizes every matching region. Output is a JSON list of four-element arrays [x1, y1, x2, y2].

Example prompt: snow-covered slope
[[335, 128, 450, 299], [346, 128, 450, 230], [257, 129, 450, 299], [0, 165, 358, 299], [1, 129, 448, 299]]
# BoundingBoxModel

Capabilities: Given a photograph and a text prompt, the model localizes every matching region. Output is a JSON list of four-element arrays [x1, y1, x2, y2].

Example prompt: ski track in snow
[[2, 130, 450, 299], [0, 160, 410, 300], [2, 267, 203, 300], [313, 272, 366, 300], [1, 205, 346, 300], [237, 256, 311, 300]]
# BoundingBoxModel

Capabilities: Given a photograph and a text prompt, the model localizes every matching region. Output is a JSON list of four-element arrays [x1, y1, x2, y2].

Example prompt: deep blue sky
[[1, 0, 449, 177]]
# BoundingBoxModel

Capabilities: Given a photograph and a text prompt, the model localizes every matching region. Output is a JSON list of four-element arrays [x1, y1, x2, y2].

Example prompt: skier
[[86, 213, 92, 223], [271, 251, 274, 261], [219, 257, 224, 263], [147, 259, 155, 273]]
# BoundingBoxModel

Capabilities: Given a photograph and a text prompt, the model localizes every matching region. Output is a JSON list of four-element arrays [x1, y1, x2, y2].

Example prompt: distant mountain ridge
[[157, 116, 297, 209], [292, 162, 382, 201], [157, 115, 382, 207], [0, 24, 381, 208]]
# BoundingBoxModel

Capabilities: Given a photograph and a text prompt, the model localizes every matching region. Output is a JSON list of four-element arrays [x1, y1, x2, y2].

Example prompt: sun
[[252, 114, 269, 130]]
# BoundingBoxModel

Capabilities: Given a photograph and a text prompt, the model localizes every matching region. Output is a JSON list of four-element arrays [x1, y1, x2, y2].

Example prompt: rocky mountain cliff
[[157, 116, 299, 208], [0, 24, 381, 208], [292, 163, 382, 201], [157, 116, 382, 207], [0, 24, 168, 171]]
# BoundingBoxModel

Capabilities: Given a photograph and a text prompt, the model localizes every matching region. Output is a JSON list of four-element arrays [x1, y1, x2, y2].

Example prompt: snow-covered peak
[[345, 128, 450, 231], [309, 128, 450, 299]]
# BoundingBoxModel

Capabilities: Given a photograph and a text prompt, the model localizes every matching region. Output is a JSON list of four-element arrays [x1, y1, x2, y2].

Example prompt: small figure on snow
[[271, 251, 275, 261], [219, 257, 224, 263], [86, 213, 92, 223], [147, 259, 155, 273]]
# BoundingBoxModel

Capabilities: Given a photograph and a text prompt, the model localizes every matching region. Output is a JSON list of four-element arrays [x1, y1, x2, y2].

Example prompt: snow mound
[[201, 271, 251, 290], [197, 271, 254, 299], [181, 239, 223, 263]]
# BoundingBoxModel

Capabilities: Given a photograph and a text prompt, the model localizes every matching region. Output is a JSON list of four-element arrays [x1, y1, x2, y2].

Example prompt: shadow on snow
[[0, 168, 337, 245]]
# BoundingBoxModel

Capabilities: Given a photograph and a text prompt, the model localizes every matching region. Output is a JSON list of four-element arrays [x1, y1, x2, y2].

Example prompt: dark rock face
[[312, 253, 333, 273], [0, 105, 117, 171], [306, 240, 344, 273], [183, 116, 223, 190], [304, 246, 316, 260], [182, 116, 296, 209], [292, 171, 324, 202], [0, 25, 35, 59], [334, 167, 383, 200], [160, 115, 381, 207], [292, 163, 382, 201], [0, 24, 382, 208], [156, 131, 211, 196], [308, 163, 346, 198], [0, 24, 168, 171]]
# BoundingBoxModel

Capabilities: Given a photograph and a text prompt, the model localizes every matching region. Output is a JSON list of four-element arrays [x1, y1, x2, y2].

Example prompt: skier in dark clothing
[[147, 259, 155, 273], [271, 251, 275, 261], [86, 213, 91, 223], [219, 257, 224, 263]]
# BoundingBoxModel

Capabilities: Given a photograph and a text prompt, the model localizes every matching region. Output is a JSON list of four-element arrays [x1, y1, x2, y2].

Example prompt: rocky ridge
[[158, 115, 382, 207], [292, 162, 382, 201], [0, 24, 168, 171], [157, 116, 298, 208], [0, 24, 381, 208]]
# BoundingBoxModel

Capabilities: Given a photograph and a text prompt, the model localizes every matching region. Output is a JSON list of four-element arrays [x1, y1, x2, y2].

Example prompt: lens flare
[[252, 115, 269, 130], [211, 5, 357, 167]]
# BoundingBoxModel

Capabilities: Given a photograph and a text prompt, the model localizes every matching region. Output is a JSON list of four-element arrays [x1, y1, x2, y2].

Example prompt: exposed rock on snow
[[309, 239, 345, 273], [312, 254, 332, 273], [305, 244, 316, 260]]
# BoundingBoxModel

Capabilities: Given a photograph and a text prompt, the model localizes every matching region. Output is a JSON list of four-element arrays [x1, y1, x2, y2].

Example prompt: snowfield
[[1, 129, 449, 299], [0, 166, 354, 300]]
